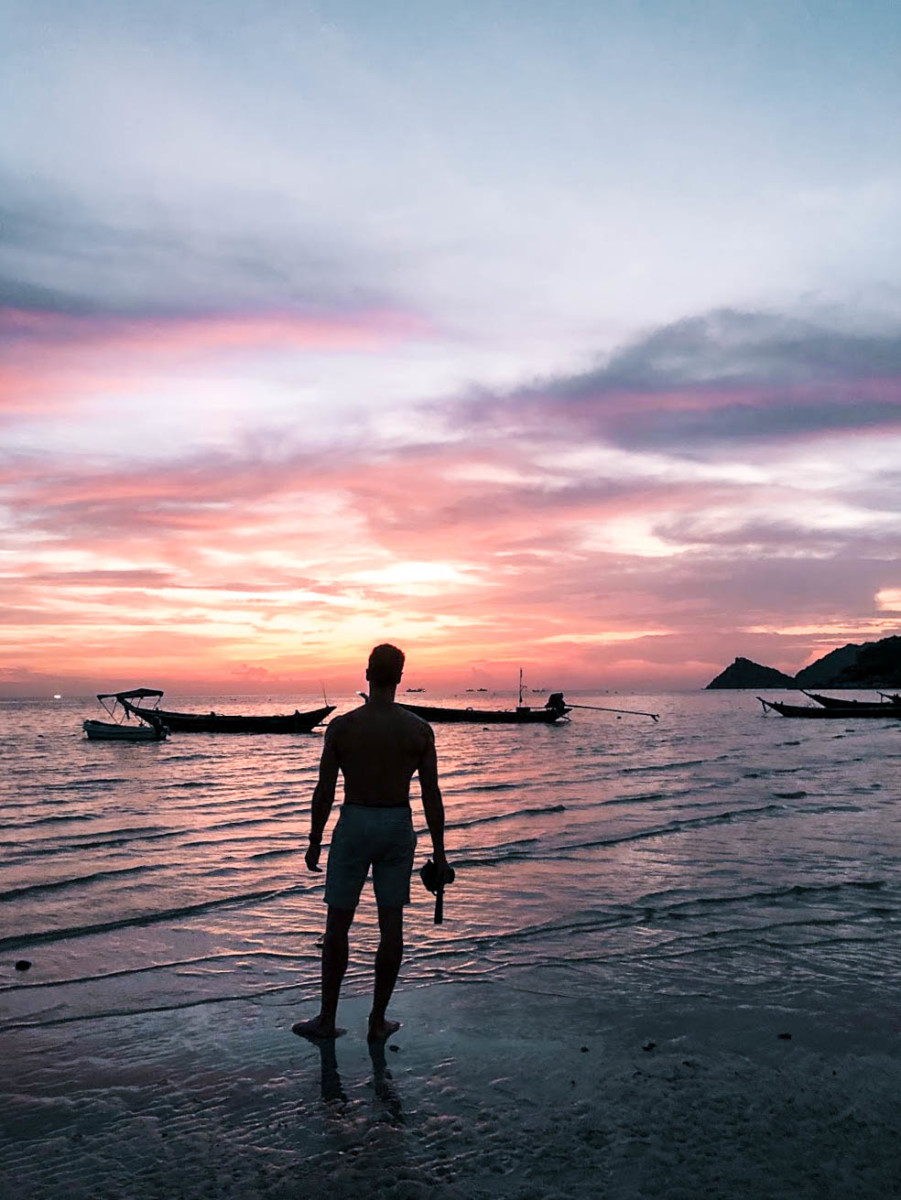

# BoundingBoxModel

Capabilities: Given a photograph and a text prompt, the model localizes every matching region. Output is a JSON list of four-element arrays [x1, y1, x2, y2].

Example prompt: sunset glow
[[3, 2, 901, 696]]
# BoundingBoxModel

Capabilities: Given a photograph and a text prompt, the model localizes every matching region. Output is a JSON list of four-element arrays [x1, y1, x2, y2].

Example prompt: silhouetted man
[[294, 644, 452, 1042]]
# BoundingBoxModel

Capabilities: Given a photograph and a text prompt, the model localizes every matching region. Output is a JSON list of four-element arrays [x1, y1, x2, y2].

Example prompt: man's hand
[[435, 858, 455, 888], [305, 841, 322, 872], [421, 855, 455, 892]]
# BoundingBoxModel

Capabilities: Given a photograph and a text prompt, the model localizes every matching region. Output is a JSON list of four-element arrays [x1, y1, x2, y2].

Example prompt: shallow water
[[2, 689, 898, 1027], [2, 690, 901, 1198]]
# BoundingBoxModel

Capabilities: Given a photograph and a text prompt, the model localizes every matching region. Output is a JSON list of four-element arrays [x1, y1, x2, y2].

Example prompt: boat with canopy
[[83, 691, 169, 741]]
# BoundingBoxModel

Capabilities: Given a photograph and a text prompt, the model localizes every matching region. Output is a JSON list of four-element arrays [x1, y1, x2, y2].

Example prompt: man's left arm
[[305, 724, 340, 872]]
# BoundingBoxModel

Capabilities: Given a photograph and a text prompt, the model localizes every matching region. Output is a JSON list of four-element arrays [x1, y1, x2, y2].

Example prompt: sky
[[2, 0, 901, 697]]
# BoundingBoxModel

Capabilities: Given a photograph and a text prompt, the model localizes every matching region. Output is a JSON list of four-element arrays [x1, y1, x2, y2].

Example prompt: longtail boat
[[362, 690, 571, 724], [759, 697, 901, 719], [804, 692, 901, 711], [116, 688, 334, 733]]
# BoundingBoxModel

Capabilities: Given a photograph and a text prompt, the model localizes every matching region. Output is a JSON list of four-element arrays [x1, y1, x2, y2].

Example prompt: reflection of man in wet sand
[[294, 644, 453, 1043]]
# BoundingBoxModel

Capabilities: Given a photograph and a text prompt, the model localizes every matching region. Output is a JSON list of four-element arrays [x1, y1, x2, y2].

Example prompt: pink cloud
[[0, 305, 431, 415], [4, 305, 901, 692]]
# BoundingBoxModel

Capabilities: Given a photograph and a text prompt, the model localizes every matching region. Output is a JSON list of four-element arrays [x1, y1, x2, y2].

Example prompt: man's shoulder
[[329, 700, 431, 739], [323, 705, 366, 736], [389, 702, 432, 729], [406, 709, 434, 734]]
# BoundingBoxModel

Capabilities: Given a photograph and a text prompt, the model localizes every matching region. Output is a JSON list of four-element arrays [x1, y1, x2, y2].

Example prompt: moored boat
[[387, 692, 571, 724], [83, 718, 168, 741], [116, 688, 334, 733], [83, 691, 169, 740], [759, 697, 901, 719], [804, 692, 901, 711]]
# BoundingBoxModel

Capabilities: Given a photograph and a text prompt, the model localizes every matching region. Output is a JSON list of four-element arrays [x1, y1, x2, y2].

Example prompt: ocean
[[2, 690, 900, 1198]]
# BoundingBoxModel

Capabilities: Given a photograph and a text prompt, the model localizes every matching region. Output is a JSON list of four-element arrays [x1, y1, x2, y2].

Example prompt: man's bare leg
[[293, 905, 354, 1039], [369, 905, 403, 1042]]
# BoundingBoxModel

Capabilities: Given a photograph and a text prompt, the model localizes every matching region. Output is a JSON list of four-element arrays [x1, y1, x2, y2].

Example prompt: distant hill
[[707, 657, 797, 689], [706, 635, 901, 689], [834, 635, 901, 687], [794, 643, 864, 688]]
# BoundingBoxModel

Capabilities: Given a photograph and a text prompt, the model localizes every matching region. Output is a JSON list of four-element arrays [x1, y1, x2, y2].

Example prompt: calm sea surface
[[1, 690, 899, 1030]]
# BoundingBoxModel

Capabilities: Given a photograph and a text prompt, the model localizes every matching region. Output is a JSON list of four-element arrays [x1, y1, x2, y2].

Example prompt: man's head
[[366, 643, 405, 687]]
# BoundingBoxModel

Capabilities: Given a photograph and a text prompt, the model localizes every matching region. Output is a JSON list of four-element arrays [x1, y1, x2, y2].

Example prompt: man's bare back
[[328, 700, 434, 807]]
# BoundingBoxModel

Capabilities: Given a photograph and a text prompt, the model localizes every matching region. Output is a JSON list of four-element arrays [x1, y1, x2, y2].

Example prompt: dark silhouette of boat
[[389, 692, 571, 724], [84, 692, 168, 741], [116, 688, 334, 733], [759, 697, 901, 719], [804, 691, 901, 710]]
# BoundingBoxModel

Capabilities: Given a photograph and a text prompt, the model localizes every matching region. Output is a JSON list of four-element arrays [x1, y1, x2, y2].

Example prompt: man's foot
[[292, 1015, 346, 1040], [367, 1017, 401, 1043]]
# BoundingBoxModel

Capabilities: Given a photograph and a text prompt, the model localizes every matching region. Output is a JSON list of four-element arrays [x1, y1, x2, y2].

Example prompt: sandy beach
[[3, 973, 900, 1200]]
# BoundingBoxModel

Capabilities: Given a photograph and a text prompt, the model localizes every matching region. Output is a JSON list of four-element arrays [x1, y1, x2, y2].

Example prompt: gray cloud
[[468, 308, 901, 453], [0, 175, 398, 325], [583, 309, 901, 390]]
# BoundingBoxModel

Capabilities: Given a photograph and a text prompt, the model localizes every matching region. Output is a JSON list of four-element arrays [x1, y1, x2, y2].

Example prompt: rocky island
[[707, 635, 901, 689]]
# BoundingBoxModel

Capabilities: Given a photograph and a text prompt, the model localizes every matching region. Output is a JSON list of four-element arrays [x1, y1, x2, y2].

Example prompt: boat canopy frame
[[95, 688, 164, 726]]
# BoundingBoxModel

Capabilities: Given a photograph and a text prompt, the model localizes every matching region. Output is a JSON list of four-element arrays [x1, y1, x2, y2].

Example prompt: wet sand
[[2, 979, 899, 1199]]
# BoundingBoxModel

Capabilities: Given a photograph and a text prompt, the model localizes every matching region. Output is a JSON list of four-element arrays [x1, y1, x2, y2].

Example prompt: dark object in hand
[[419, 859, 455, 924]]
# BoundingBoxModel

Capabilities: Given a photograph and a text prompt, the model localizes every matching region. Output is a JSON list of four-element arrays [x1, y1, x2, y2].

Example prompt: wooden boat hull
[[759, 698, 901, 719], [120, 700, 334, 733], [805, 692, 901, 711], [396, 700, 570, 724], [83, 719, 168, 741]]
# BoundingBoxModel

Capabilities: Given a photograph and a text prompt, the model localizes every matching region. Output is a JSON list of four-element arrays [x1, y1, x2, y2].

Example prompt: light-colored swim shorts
[[324, 804, 417, 909]]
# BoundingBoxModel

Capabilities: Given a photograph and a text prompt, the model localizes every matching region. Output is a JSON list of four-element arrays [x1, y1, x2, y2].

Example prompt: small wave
[[450, 804, 787, 870], [451, 804, 566, 831], [0, 980, 307, 1031], [773, 790, 808, 800], [1, 812, 102, 829], [41, 777, 130, 791], [618, 756, 727, 775], [561, 803, 784, 854], [0, 948, 313, 995], [0, 864, 159, 902], [0, 882, 313, 953], [2, 827, 190, 863]]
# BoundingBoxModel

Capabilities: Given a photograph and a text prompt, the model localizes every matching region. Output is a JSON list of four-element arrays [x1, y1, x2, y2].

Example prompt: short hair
[[366, 643, 405, 686]]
